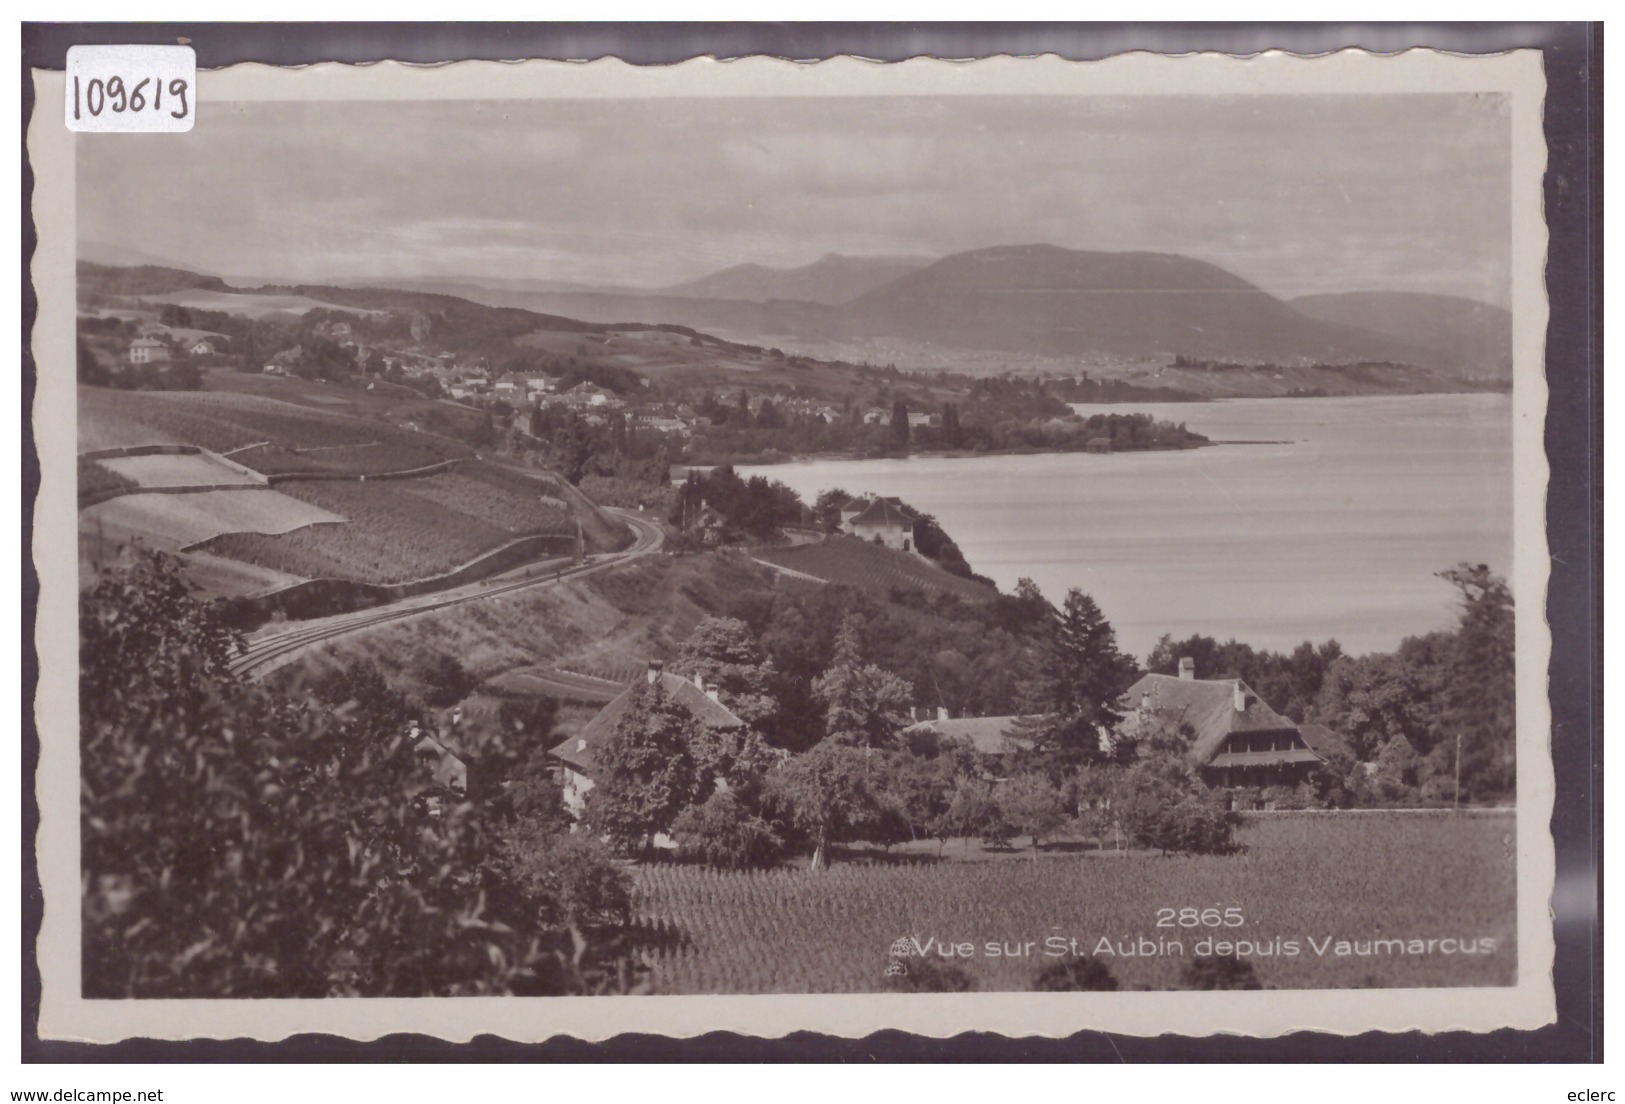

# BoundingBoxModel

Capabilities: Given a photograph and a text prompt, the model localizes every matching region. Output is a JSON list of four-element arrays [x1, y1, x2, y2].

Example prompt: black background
[[20, 21, 1603, 1064]]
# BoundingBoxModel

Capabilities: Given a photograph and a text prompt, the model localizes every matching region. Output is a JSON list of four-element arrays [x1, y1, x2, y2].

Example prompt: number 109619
[[65, 45, 195, 133]]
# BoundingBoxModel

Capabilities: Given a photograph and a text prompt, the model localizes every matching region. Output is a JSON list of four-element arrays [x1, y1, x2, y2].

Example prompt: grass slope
[[750, 536, 998, 603], [263, 553, 784, 708]]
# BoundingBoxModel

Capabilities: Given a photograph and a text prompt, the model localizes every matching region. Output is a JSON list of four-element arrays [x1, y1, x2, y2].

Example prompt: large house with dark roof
[[1119, 657, 1330, 788], [549, 660, 745, 817]]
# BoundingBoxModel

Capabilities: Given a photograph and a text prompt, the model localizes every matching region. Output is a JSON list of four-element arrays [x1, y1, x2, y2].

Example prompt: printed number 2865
[[1156, 907, 1244, 928]]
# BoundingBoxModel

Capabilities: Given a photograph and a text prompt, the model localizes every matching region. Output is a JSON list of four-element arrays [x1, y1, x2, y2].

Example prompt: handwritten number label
[[66, 45, 195, 132]]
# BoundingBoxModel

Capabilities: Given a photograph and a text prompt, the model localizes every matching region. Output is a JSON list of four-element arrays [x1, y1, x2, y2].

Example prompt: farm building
[[842, 495, 919, 552], [127, 337, 169, 365], [1118, 658, 1331, 788], [550, 661, 745, 819]]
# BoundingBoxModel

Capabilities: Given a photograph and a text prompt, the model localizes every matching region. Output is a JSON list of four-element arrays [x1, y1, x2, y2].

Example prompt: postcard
[[29, 48, 1554, 1042]]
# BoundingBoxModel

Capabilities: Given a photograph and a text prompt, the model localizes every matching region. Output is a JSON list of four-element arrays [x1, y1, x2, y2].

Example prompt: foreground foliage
[[80, 551, 636, 997]]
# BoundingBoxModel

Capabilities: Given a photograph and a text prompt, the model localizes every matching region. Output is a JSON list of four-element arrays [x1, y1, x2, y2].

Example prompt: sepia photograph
[[28, 47, 1558, 1042]]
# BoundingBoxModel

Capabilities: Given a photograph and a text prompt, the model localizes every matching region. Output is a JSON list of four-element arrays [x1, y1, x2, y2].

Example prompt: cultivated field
[[77, 457, 137, 500], [82, 489, 344, 549], [98, 452, 263, 489], [78, 387, 472, 470], [750, 536, 997, 603], [632, 812, 1517, 994], [197, 465, 575, 584]]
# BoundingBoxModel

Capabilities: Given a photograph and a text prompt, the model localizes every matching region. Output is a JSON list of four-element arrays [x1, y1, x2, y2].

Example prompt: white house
[[842, 495, 919, 552], [128, 337, 169, 365]]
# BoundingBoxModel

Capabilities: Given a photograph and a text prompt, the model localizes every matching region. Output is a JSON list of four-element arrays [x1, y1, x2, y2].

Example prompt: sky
[[77, 93, 1513, 304]]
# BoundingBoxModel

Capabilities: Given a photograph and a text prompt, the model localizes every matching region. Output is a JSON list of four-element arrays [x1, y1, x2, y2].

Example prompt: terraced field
[[197, 466, 576, 584], [82, 489, 344, 549], [98, 452, 263, 488]]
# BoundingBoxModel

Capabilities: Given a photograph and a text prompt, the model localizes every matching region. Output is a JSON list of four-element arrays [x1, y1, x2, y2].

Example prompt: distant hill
[[842, 244, 1429, 366], [664, 253, 933, 305], [77, 260, 230, 297], [1290, 291, 1512, 383], [79, 240, 199, 272]]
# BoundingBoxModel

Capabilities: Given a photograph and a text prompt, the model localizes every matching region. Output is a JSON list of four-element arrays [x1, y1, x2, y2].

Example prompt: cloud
[[76, 93, 1511, 301]]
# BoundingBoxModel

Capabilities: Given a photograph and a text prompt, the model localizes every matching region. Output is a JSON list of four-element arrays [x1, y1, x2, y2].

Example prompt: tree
[[995, 773, 1065, 860], [582, 682, 704, 854], [670, 789, 785, 869], [883, 955, 973, 992], [497, 818, 634, 976], [813, 615, 913, 749], [1437, 563, 1516, 800], [941, 776, 996, 852], [1113, 753, 1239, 856], [77, 336, 108, 385], [770, 741, 875, 870], [418, 651, 479, 709], [890, 399, 911, 447], [676, 616, 778, 729], [813, 487, 853, 532], [1032, 954, 1119, 991], [1181, 954, 1263, 990], [1019, 589, 1137, 765]]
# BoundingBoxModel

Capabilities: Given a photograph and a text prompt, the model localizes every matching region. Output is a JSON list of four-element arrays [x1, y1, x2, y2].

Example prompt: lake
[[737, 394, 1514, 659]]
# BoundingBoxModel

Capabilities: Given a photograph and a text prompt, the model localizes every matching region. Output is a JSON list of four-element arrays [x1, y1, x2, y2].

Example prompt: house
[[1085, 436, 1114, 454], [861, 407, 890, 425], [1118, 657, 1329, 789], [838, 494, 901, 532], [566, 383, 612, 407], [128, 337, 169, 365], [844, 496, 919, 552], [550, 660, 745, 819], [907, 411, 935, 429], [694, 505, 727, 544], [411, 726, 469, 797], [901, 713, 1038, 757], [188, 338, 217, 356]]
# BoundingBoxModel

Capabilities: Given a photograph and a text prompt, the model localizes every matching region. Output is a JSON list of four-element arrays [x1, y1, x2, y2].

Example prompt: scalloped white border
[[29, 49, 1554, 1043]]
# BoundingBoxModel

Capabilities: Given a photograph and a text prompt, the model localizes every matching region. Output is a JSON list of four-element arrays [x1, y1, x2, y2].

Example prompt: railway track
[[226, 510, 663, 680]]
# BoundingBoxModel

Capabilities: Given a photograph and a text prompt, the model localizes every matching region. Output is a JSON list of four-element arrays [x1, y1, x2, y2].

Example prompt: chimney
[[1234, 680, 1246, 713], [646, 659, 664, 685], [1178, 657, 1195, 680], [937, 706, 950, 722], [694, 672, 704, 690], [706, 687, 720, 703]]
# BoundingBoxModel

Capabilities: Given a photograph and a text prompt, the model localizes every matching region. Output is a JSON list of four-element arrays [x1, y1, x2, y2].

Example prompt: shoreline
[[699, 439, 1286, 468]]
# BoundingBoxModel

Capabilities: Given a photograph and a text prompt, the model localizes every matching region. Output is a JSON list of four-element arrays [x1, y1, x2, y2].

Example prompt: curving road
[[226, 509, 664, 680]]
